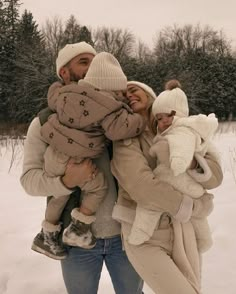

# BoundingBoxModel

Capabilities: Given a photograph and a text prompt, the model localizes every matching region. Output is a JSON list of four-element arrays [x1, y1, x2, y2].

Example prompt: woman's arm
[[188, 143, 223, 189], [111, 138, 193, 219]]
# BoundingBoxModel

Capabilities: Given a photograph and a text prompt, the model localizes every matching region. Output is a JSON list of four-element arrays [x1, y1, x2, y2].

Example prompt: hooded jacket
[[41, 81, 145, 158]]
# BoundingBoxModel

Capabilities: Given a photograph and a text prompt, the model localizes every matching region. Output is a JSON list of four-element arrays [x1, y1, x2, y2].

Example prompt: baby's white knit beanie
[[152, 86, 189, 117], [56, 42, 96, 78], [127, 81, 157, 100], [83, 52, 127, 91]]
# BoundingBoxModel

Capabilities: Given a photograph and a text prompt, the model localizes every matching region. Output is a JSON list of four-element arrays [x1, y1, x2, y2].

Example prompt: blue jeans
[[61, 235, 143, 294]]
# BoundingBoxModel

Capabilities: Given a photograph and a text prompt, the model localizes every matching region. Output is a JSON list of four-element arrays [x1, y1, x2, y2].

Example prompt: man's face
[[60, 53, 94, 84]]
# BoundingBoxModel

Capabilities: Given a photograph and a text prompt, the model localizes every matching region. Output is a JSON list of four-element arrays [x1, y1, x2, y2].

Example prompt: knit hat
[[127, 81, 157, 101], [83, 52, 127, 91], [152, 82, 189, 118], [56, 41, 96, 78]]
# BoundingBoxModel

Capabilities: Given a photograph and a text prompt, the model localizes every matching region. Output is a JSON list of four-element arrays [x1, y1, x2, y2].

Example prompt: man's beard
[[68, 68, 85, 82]]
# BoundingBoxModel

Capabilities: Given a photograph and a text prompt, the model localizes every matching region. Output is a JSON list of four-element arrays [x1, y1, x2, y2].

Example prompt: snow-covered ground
[[0, 123, 236, 294]]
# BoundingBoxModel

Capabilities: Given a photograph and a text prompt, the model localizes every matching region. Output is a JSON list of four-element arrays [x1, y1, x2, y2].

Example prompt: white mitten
[[171, 157, 188, 176]]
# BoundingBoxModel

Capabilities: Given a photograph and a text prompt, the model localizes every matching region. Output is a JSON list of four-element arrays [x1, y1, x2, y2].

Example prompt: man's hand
[[61, 158, 98, 189]]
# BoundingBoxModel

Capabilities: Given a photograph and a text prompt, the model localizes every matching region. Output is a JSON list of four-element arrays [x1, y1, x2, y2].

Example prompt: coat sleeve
[[188, 142, 223, 189], [20, 118, 73, 198], [111, 138, 193, 217], [47, 81, 63, 111], [101, 107, 146, 141], [202, 152, 223, 189]]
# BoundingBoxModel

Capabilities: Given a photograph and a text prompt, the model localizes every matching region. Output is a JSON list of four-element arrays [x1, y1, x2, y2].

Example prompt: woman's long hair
[[145, 93, 157, 135]]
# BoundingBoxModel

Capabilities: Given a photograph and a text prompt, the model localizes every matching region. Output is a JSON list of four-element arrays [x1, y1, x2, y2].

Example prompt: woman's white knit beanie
[[83, 52, 127, 91], [127, 81, 157, 101], [152, 87, 189, 117], [56, 41, 97, 78]]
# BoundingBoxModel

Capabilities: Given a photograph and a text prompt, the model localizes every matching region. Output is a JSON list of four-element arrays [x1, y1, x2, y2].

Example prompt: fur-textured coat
[[127, 114, 219, 250], [111, 126, 223, 293], [41, 81, 145, 158]]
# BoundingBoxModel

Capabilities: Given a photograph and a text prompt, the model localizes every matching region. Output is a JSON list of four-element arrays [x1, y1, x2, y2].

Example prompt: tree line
[[1, 0, 236, 126]]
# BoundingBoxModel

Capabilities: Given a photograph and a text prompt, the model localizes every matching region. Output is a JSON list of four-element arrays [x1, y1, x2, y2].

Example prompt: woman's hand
[[61, 158, 98, 189], [192, 192, 214, 218], [189, 157, 198, 169]]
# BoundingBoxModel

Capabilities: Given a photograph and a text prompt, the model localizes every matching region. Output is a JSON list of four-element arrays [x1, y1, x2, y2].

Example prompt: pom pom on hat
[[164, 79, 182, 91], [152, 80, 189, 118], [127, 81, 157, 101], [56, 42, 96, 78], [83, 52, 127, 91]]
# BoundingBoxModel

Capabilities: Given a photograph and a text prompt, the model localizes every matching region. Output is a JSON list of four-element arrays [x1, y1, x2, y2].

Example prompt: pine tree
[[62, 15, 81, 45], [14, 10, 51, 122], [0, 0, 21, 122], [78, 26, 94, 45], [61, 15, 93, 46]]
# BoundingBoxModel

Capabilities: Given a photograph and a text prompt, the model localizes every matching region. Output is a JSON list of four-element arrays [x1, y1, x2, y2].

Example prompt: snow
[[0, 125, 235, 294]]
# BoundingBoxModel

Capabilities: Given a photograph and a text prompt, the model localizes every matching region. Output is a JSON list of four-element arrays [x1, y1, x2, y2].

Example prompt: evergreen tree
[[61, 15, 93, 46], [0, 0, 21, 121], [152, 24, 234, 117], [62, 15, 81, 45], [14, 10, 51, 122], [0, 0, 7, 120], [78, 26, 93, 45]]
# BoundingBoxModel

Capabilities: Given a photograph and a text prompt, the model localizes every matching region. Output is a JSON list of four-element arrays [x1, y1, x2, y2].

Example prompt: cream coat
[[128, 114, 219, 251], [111, 127, 223, 294]]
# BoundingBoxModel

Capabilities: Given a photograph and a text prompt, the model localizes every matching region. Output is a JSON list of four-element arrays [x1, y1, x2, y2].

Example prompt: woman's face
[[126, 84, 149, 114]]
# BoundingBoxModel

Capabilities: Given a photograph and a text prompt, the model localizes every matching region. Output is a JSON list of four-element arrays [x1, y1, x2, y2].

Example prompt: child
[[128, 79, 219, 254], [32, 52, 145, 260]]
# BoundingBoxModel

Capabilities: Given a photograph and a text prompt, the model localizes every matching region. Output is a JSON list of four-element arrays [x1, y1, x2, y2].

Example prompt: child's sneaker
[[31, 221, 67, 260], [62, 209, 96, 248]]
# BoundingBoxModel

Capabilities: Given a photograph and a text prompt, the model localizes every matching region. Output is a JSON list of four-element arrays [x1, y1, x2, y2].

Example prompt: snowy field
[[0, 122, 236, 294]]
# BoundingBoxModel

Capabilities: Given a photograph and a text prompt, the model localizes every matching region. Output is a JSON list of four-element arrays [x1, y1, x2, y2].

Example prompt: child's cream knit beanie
[[84, 52, 127, 91], [152, 80, 189, 117]]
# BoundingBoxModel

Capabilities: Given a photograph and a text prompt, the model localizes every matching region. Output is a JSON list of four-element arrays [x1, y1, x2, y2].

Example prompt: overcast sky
[[19, 0, 236, 49]]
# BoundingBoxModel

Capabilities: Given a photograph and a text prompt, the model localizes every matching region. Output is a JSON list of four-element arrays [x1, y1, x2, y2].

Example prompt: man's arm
[[20, 118, 74, 197], [20, 118, 96, 197]]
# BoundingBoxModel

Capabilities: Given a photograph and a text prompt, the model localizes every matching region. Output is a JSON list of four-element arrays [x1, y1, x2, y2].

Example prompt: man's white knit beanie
[[83, 52, 127, 91], [56, 41, 96, 78], [152, 84, 189, 117], [127, 81, 157, 101]]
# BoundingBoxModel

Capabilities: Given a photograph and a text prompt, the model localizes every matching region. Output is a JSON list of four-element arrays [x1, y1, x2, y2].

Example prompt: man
[[20, 42, 143, 294]]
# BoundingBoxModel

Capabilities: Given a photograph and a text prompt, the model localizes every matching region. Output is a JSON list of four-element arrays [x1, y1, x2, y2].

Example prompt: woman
[[111, 81, 223, 294]]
